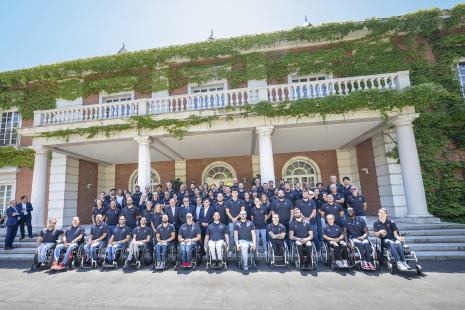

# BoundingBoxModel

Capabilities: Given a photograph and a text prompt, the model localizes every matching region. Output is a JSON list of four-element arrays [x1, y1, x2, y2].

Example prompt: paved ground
[[0, 260, 464, 309]]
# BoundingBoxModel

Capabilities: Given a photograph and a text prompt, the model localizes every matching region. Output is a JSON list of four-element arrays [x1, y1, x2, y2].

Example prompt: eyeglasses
[[351, 189, 357, 191], [187, 216, 192, 218], [240, 214, 247, 216]]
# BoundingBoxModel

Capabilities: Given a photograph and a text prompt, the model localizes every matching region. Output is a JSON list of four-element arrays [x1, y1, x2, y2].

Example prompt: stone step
[[0, 237, 38, 243], [408, 243, 465, 251], [367, 223, 465, 231], [415, 251, 465, 261], [392, 229, 465, 236], [0, 253, 35, 261], [0, 242, 37, 248], [0, 248, 37, 254], [368, 235, 465, 244]]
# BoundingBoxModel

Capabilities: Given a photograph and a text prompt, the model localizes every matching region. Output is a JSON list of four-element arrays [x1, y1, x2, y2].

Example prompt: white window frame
[[201, 161, 237, 188], [129, 168, 161, 194], [458, 57, 465, 97], [287, 72, 333, 84], [188, 80, 228, 94], [283, 159, 318, 190], [0, 109, 21, 146], [99, 91, 134, 104]]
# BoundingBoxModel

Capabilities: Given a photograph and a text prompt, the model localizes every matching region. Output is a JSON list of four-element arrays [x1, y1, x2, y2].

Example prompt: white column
[[135, 136, 152, 190], [336, 148, 360, 191], [392, 114, 432, 218], [175, 160, 187, 184], [30, 146, 50, 228], [256, 126, 275, 185], [98, 164, 116, 194]]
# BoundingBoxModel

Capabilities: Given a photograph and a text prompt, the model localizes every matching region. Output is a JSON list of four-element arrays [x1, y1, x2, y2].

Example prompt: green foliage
[[170, 178, 183, 192], [0, 146, 35, 170]]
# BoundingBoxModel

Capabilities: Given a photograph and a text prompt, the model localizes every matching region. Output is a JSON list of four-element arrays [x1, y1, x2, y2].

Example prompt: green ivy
[[0, 146, 36, 170]]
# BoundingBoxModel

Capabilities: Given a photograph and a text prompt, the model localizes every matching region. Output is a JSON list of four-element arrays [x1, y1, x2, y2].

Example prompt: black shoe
[[299, 261, 306, 270], [29, 236, 33, 239], [212, 260, 217, 267], [4, 247, 12, 250], [19, 236, 25, 240], [10, 245, 15, 249], [306, 262, 312, 269]]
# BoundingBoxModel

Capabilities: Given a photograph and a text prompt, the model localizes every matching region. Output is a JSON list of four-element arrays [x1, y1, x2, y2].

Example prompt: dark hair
[[100, 191, 105, 195], [157, 184, 162, 189], [343, 176, 350, 181], [316, 182, 323, 187], [135, 185, 140, 189], [284, 181, 290, 185], [20, 196, 27, 200], [110, 188, 116, 191], [279, 179, 284, 182], [232, 189, 238, 193]]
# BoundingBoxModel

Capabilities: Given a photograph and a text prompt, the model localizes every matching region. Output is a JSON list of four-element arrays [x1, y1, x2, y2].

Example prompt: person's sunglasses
[[240, 214, 247, 216]]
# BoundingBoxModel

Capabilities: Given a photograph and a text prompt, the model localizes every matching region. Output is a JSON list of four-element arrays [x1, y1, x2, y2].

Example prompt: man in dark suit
[[199, 198, 215, 252], [178, 197, 196, 224], [166, 198, 179, 243], [17, 196, 33, 239], [5, 200, 20, 250]]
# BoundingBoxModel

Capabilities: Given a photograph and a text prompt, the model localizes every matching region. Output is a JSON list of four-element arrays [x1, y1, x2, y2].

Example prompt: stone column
[[392, 114, 432, 218], [256, 126, 275, 185], [135, 136, 152, 190], [30, 146, 50, 228]]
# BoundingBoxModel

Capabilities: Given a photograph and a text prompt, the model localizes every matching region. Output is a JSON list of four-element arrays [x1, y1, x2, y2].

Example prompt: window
[[459, 62, 465, 96], [291, 75, 328, 98], [191, 84, 226, 109], [0, 185, 13, 220], [0, 112, 20, 146], [103, 95, 134, 117], [204, 165, 234, 187], [284, 160, 317, 189], [131, 169, 160, 193]]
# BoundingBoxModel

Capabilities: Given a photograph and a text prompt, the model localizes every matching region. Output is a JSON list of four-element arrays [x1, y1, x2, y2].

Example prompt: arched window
[[203, 164, 235, 187], [130, 168, 160, 193], [284, 160, 317, 189]]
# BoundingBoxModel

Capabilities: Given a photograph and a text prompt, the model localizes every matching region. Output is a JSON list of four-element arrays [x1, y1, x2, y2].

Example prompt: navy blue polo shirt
[[213, 202, 228, 225], [134, 226, 152, 241], [347, 195, 367, 216], [146, 192, 153, 201], [341, 185, 353, 208], [132, 192, 142, 205], [225, 198, 245, 224], [112, 225, 132, 242], [263, 190, 273, 199], [64, 225, 85, 243], [40, 227, 64, 243], [284, 190, 296, 206], [178, 222, 201, 239], [178, 191, 187, 202], [92, 206, 106, 222], [342, 217, 367, 238], [157, 223, 175, 240], [244, 199, 253, 220], [237, 190, 246, 200], [289, 219, 312, 238], [266, 223, 286, 244], [292, 189, 303, 201], [223, 194, 232, 202], [329, 192, 344, 204], [122, 206, 140, 229], [295, 199, 316, 225], [190, 195, 202, 205], [373, 219, 398, 240], [234, 220, 255, 242], [151, 213, 163, 230], [251, 206, 268, 229], [141, 208, 154, 224], [90, 222, 108, 240], [271, 198, 294, 225], [321, 203, 344, 225], [106, 207, 122, 226], [230, 186, 239, 192], [327, 183, 343, 193], [322, 223, 343, 239], [206, 222, 228, 241]]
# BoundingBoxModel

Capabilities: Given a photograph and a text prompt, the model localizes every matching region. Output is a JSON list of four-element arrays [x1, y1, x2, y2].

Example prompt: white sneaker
[[244, 266, 248, 270], [342, 260, 349, 268], [336, 260, 344, 268], [397, 262, 407, 271], [402, 261, 411, 270], [263, 250, 267, 257]]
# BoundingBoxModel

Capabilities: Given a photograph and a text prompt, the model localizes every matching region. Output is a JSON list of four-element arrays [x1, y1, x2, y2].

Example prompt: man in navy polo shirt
[[268, 181, 274, 192], [105, 189, 116, 203], [322, 214, 348, 268], [94, 192, 109, 211], [278, 179, 285, 191], [84, 214, 108, 265], [374, 208, 409, 271], [126, 217, 152, 264], [93, 199, 107, 225], [262, 183, 272, 199], [292, 182, 303, 202], [190, 188, 202, 206], [320, 194, 344, 226], [156, 214, 175, 268], [144, 186, 153, 202], [346, 187, 367, 222], [222, 187, 232, 202], [166, 182, 175, 198], [226, 189, 245, 249], [122, 197, 139, 233], [283, 182, 296, 206], [296, 190, 319, 250], [205, 212, 229, 267], [178, 213, 201, 267], [237, 183, 246, 200], [266, 214, 286, 256], [342, 207, 374, 270], [289, 208, 314, 269], [230, 178, 239, 192], [234, 211, 256, 270], [341, 177, 353, 217], [326, 175, 343, 193], [35, 219, 64, 266], [106, 201, 122, 241], [213, 193, 228, 225], [189, 183, 196, 200], [177, 184, 187, 203], [271, 190, 294, 248], [52, 217, 85, 270], [254, 178, 262, 194], [105, 215, 131, 266]]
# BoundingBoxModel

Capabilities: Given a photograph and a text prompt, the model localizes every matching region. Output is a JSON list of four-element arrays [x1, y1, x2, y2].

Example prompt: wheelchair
[[265, 241, 289, 269], [346, 238, 380, 271], [376, 232, 422, 275], [205, 242, 228, 271], [320, 241, 350, 270], [290, 240, 318, 270], [52, 239, 86, 271], [81, 241, 108, 269], [102, 242, 129, 269], [234, 242, 258, 270], [174, 242, 203, 271], [153, 242, 177, 270], [31, 243, 58, 271], [123, 242, 154, 270]]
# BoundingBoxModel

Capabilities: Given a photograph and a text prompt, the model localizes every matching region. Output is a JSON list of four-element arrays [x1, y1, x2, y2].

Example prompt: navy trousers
[[5, 223, 19, 248], [20, 218, 33, 237]]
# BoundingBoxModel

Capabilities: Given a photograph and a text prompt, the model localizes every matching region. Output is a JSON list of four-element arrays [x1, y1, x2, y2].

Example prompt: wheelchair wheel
[[70, 260, 75, 270], [196, 243, 203, 265], [253, 248, 258, 269], [416, 264, 422, 276], [235, 247, 239, 266], [320, 243, 329, 265], [142, 244, 154, 266], [98, 242, 107, 265], [388, 262, 393, 274]]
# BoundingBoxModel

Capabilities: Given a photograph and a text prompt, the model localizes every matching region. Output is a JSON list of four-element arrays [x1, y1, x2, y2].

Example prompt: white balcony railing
[[32, 71, 410, 126]]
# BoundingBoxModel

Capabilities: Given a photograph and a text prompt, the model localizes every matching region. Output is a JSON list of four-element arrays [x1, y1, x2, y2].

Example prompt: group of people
[[3, 196, 34, 250], [30, 175, 413, 272]]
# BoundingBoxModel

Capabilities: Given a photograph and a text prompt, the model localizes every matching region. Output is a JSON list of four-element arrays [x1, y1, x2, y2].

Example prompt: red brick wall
[[83, 93, 99, 106], [115, 161, 176, 192], [135, 91, 152, 99], [77, 160, 98, 224], [356, 139, 381, 216]]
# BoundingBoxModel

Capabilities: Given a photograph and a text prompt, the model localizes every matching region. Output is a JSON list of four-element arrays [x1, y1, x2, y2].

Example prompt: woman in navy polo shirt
[[251, 198, 269, 255], [322, 214, 349, 268]]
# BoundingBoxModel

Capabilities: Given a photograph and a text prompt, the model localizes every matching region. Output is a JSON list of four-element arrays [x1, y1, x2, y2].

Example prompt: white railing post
[[394, 71, 410, 89], [33, 111, 44, 126], [258, 87, 269, 102], [138, 99, 149, 115]]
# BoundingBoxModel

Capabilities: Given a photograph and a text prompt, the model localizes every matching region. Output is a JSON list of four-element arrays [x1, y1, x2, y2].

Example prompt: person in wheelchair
[[374, 208, 410, 271], [289, 208, 314, 269], [52, 217, 85, 270], [266, 214, 286, 256], [126, 216, 152, 265], [83, 214, 108, 266], [155, 214, 176, 269], [104, 215, 132, 267], [322, 214, 349, 268], [178, 213, 201, 268], [342, 207, 374, 270], [234, 211, 256, 270], [205, 212, 230, 268], [35, 219, 64, 267]]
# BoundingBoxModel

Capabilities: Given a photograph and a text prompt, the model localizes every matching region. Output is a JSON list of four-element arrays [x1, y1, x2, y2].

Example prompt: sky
[[0, 0, 461, 72]]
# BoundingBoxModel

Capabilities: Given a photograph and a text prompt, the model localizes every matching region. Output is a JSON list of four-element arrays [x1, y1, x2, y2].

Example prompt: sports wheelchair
[[320, 241, 350, 270], [205, 241, 228, 271], [265, 241, 289, 269], [376, 232, 422, 275], [123, 242, 154, 270], [153, 242, 177, 270], [174, 242, 203, 271], [346, 238, 379, 271], [52, 239, 86, 271], [290, 240, 318, 270], [234, 242, 258, 270], [81, 241, 108, 269], [31, 243, 58, 271], [102, 242, 129, 269]]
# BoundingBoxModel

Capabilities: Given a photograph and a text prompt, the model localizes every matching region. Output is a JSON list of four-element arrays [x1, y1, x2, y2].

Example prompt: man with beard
[[270, 190, 294, 248], [289, 208, 314, 269], [83, 214, 108, 265], [155, 214, 175, 268]]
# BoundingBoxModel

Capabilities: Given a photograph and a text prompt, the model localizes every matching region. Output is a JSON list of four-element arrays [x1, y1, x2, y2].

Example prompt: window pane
[[300, 78, 307, 82], [318, 77, 326, 80], [292, 80, 299, 83]]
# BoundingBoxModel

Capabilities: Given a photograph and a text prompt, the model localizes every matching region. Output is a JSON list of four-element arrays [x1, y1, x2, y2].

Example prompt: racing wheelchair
[[235, 242, 258, 270], [346, 238, 380, 271], [31, 243, 58, 271], [52, 239, 86, 271], [81, 241, 108, 269], [153, 242, 177, 270], [174, 242, 203, 271], [102, 242, 129, 269], [265, 241, 289, 269], [376, 232, 422, 275], [320, 240, 351, 270], [290, 240, 318, 270], [205, 241, 228, 271], [122, 242, 154, 270]]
